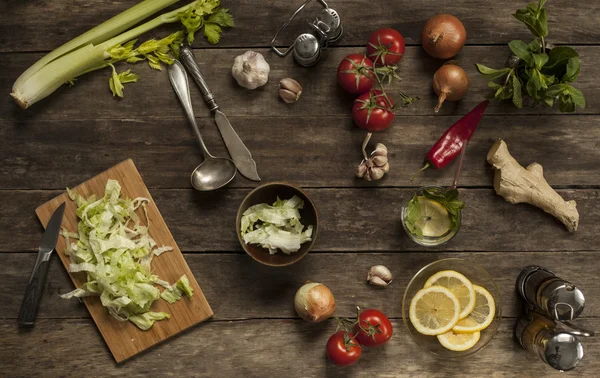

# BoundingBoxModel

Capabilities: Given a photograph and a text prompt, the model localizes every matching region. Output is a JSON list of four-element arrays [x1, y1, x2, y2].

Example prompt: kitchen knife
[[18, 202, 65, 327], [179, 45, 261, 182]]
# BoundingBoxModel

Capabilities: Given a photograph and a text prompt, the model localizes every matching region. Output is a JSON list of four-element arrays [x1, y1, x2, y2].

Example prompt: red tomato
[[326, 331, 362, 367], [337, 54, 375, 95], [354, 308, 393, 347], [352, 90, 395, 131], [367, 28, 405, 66]]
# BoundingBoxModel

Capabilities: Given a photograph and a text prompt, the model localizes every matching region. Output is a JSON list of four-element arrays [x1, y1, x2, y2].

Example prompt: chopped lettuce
[[160, 275, 194, 304], [240, 196, 313, 254], [60, 179, 193, 330]]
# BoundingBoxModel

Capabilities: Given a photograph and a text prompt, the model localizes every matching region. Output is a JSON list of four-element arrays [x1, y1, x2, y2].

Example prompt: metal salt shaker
[[517, 265, 585, 321], [515, 311, 586, 371]]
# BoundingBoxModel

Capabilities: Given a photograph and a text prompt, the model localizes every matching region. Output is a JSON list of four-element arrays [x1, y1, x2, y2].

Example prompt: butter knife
[[18, 202, 65, 327], [179, 45, 260, 182]]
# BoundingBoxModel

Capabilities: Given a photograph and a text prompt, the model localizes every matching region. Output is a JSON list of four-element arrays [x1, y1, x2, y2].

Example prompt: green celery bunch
[[475, 0, 584, 112], [11, 0, 234, 108]]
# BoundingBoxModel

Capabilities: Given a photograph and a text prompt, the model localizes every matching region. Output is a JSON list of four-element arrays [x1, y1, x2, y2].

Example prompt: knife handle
[[180, 46, 219, 112], [18, 257, 50, 327]]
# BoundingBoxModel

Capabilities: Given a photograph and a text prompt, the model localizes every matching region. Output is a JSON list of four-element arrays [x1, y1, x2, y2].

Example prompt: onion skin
[[421, 14, 466, 59], [294, 282, 336, 322], [432, 64, 469, 112]]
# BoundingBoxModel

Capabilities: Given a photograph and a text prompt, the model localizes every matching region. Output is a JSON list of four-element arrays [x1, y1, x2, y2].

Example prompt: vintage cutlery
[[18, 202, 65, 327], [168, 60, 237, 191], [179, 45, 261, 182]]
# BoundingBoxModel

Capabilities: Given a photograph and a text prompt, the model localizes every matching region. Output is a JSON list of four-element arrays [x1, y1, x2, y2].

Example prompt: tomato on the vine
[[354, 308, 393, 347], [326, 331, 362, 366], [337, 54, 375, 95], [352, 90, 395, 131], [367, 28, 405, 66]]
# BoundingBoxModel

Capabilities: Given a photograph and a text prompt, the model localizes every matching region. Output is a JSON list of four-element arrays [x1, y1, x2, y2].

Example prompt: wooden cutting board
[[35, 159, 213, 362]]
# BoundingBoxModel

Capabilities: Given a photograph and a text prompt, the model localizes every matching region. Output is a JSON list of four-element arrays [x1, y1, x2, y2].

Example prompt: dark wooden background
[[1, 0, 599, 376]]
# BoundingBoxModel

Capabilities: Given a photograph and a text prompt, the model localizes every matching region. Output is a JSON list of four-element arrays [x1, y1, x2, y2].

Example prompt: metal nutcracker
[[515, 266, 594, 371], [270, 0, 343, 67]]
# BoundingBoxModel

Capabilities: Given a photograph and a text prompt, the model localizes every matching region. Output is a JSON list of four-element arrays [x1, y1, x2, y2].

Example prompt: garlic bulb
[[356, 143, 390, 181], [367, 265, 393, 287], [231, 51, 270, 89], [294, 281, 336, 322]]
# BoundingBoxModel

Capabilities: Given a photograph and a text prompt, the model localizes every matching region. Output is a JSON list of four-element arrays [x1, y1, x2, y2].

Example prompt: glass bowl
[[402, 258, 502, 358], [400, 186, 461, 247]]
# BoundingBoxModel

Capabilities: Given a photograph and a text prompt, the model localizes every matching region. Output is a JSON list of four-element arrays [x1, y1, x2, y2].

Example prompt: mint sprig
[[475, 0, 585, 112]]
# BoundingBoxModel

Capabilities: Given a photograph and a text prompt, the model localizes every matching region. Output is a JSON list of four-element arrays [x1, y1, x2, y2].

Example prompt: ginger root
[[487, 139, 579, 232]]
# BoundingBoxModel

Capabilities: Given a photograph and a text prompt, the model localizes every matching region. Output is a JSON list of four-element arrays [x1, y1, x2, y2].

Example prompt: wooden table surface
[[1, 0, 599, 377]]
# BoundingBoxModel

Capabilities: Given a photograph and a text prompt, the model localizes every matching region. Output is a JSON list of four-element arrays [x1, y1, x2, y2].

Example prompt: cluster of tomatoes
[[336, 28, 406, 133], [326, 308, 393, 367]]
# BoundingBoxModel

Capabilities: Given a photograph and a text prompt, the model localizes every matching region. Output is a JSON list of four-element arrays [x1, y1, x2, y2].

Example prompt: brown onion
[[294, 281, 336, 322], [421, 14, 466, 59], [432, 63, 469, 112]]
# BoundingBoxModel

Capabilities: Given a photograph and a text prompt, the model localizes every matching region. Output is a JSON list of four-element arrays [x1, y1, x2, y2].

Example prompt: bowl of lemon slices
[[402, 258, 502, 357]]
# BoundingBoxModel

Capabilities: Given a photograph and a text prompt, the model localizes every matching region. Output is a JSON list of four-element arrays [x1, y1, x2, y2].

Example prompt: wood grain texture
[[35, 159, 213, 362], [2, 252, 600, 320], [1, 318, 599, 377], [1, 116, 599, 190], [2, 46, 598, 121], [3, 188, 598, 253], [0, 0, 598, 53]]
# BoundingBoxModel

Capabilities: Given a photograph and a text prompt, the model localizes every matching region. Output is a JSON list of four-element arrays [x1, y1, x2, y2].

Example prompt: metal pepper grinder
[[515, 311, 588, 371], [515, 266, 593, 371], [517, 265, 585, 321]]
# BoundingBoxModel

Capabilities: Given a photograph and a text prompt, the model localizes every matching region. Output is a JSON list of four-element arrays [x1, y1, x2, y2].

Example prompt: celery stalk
[[13, 0, 179, 91]]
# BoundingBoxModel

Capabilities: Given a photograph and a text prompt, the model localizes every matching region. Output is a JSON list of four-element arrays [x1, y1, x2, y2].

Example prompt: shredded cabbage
[[240, 196, 313, 254], [60, 179, 193, 330]]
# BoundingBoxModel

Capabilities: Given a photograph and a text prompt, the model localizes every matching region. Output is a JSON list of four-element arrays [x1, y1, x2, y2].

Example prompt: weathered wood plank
[[1, 318, 598, 377], [2, 252, 599, 320], [1, 188, 598, 253], [0, 0, 598, 53], [1, 116, 599, 190], [2, 46, 597, 120]]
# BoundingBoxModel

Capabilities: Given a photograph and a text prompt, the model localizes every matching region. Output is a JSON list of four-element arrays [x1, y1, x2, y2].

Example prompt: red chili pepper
[[416, 100, 489, 175]]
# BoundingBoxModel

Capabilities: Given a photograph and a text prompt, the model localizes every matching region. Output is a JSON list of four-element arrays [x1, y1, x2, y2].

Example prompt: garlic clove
[[279, 78, 302, 104], [279, 88, 301, 104], [369, 167, 385, 180], [367, 265, 393, 287], [372, 155, 388, 167], [280, 78, 302, 93], [381, 162, 390, 173], [372, 143, 388, 157]]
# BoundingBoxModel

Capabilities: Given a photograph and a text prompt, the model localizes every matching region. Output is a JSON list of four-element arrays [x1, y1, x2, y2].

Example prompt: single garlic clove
[[381, 162, 390, 173], [280, 78, 302, 93], [279, 78, 302, 104], [356, 161, 367, 178], [369, 167, 385, 180], [372, 155, 388, 167], [372, 143, 388, 157], [279, 88, 301, 104], [367, 265, 393, 287]]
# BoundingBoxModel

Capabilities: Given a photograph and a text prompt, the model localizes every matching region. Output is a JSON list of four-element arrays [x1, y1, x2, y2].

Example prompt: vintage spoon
[[168, 60, 237, 191]]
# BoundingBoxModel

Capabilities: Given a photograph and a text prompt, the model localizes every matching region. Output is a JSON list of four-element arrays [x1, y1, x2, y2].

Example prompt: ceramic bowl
[[236, 182, 318, 267]]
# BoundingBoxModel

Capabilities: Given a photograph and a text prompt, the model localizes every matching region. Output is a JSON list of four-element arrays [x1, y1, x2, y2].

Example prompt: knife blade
[[179, 45, 261, 181], [18, 202, 65, 327]]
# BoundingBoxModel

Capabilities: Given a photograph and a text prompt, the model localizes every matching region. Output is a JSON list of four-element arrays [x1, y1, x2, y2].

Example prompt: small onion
[[432, 63, 469, 112], [421, 14, 467, 59], [294, 281, 336, 322]]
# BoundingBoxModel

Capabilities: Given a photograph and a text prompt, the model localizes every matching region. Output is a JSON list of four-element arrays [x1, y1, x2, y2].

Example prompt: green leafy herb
[[404, 188, 465, 237], [475, 0, 584, 112], [108, 64, 141, 97]]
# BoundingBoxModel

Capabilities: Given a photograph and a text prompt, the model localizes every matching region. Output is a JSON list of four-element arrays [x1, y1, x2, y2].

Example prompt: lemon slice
[[409, 286, 460, 336], [424, 270, 475, 319], [453, 285, 496, 333], [437, 329, 481, 351], [413, 197, 452, 237]]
